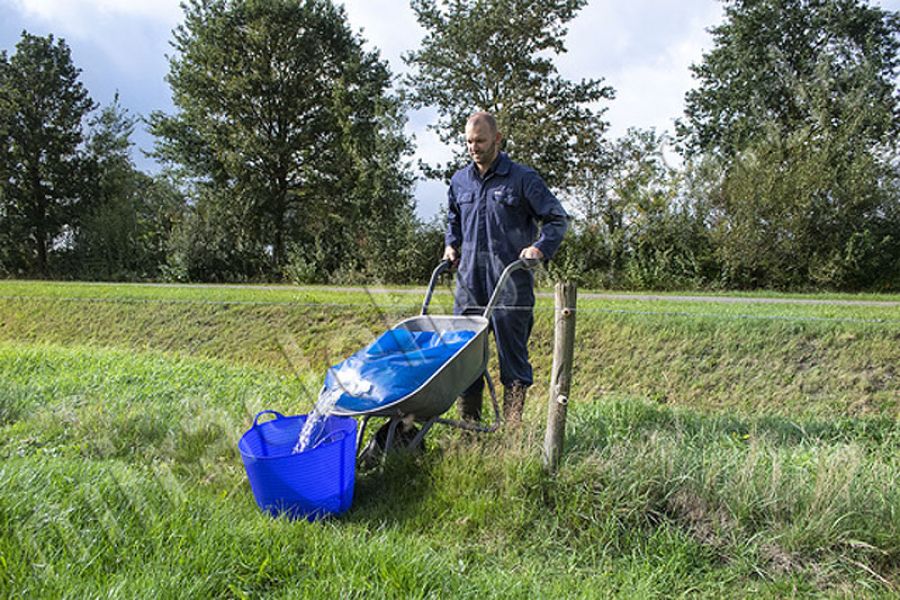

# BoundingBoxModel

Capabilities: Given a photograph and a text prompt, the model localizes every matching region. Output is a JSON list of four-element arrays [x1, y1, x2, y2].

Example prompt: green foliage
[[706, 120, 900, 290], [0, 283, 896, 595], [2, 2, 896, 292], [63, 98, 187, 280], [358, 214, 446, 285], [680, 0, 900, 159], [163, 187, 271, 282], [150, 0, 418, 282], [561, 0, 900, 292], [0, 34, 183, 282], [403, 0, 613, 190], [0, 331, 897, 595], [0, 32, 95, 276], [2, 280, 897, 414], [674, 0, 900, 291], [555, 129, 717, 290], [281, 213, 444, 286]]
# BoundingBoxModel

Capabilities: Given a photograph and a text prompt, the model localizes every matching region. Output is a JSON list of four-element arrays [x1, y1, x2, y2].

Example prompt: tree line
[[1, 0, 898, 290]]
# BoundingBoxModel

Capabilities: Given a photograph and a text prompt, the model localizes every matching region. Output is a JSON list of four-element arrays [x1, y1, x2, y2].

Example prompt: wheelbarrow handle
[[482, 258, 539, 320], [421, 259, 451, 316]]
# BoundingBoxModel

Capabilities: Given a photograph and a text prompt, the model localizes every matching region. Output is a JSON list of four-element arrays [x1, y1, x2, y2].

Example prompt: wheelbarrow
[[328, 258, 538, 460]]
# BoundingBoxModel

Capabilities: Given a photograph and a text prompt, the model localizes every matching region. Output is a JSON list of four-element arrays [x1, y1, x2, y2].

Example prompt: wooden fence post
[[542, 281, 576, 474]]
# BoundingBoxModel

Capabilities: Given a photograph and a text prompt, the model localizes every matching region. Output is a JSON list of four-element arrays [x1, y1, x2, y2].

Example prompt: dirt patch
[[759, 541, 804, 576], [665, 488, 737, 555]]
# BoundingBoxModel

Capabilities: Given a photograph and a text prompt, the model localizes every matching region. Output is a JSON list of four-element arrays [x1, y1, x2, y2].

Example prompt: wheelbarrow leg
[[357, 414, 373, 458], [383, 417, 400, 453], [358, 416, 401, 469], [385, 416, 429, 453], [359, 416, 428, 469], [409, 417, 438, 449]]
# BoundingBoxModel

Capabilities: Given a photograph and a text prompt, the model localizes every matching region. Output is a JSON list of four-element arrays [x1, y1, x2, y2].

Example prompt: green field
[[1, 280, 898, 597]]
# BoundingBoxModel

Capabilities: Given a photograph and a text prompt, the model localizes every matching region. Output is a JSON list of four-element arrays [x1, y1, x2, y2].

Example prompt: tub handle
[[252, 410, 285, 428], [311, 429, 347, 450]]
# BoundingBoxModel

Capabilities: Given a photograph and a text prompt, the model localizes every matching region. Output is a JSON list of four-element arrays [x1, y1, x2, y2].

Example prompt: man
[[443, 112, 568, 424]]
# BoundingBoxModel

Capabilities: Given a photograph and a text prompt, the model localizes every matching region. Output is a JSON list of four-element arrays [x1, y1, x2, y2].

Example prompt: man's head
[[465, 112, 502, 174]]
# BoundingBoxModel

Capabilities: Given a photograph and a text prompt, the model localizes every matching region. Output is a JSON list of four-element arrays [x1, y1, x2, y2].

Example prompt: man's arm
[[522, 171, 569, 260], [444, 185, 462, 266]]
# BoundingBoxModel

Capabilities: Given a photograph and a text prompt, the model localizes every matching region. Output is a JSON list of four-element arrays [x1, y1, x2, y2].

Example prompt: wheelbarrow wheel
[[359, 419, 426, 469]]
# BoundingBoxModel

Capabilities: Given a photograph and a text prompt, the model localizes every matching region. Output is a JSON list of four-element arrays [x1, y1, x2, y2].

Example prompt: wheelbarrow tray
[[329, 313, 489, 421]]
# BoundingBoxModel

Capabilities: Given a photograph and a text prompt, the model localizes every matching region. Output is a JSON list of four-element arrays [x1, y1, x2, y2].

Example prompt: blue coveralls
[[445, 152, 568, 389]]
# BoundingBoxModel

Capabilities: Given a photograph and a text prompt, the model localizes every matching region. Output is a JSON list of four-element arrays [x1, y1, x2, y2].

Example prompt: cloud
[[558, 1, 723, 138], [7, 0, 181, 73], [339, 0, 422, 70], [10, 0, 182, 32], [608, 33, 718, 137]]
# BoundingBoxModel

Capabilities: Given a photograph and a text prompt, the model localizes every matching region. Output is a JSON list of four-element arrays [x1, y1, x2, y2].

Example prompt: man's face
[[465, 120, 501, 172]]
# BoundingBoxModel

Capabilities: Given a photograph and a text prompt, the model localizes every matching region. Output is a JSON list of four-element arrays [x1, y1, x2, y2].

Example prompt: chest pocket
[[455, 192, 477, 231], [456, 192, 475, 218], [492, 187, 520, 208], [489, 186, 530, 242]]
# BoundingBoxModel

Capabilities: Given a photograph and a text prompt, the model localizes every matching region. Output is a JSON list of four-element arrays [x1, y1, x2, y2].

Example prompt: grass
[[1, 280, 898, 597], [2, 281, 897, 414], [4, 277, 900, 303]]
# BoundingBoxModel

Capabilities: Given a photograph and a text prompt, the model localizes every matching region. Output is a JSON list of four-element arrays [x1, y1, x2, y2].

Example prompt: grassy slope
[[4, 280, 897, 416], [1, 281, 898, 597]]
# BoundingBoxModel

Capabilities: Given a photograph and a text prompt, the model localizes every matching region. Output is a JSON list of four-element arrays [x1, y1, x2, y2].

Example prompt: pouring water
[[293, 364, 371, 454]]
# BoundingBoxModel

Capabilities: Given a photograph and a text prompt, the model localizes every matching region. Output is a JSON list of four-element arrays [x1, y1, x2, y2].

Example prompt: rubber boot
[[503, 382, 528, 426], [457, 388, 483, 421]]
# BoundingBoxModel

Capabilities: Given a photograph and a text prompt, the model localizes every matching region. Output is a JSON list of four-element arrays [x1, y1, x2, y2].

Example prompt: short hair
[[466, 111, 498, 134]]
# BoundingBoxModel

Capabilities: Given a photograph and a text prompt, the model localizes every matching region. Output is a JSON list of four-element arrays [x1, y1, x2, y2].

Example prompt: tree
[[680, 0, 900, 158], [72, 97, 185, 280], [555, 129, 715, 289], [403, 0, 613, 191], [678, 0, 900, 290], [150, 0, 415, 281], [0, 32, 94, 276], [705, 119, 900, 290]]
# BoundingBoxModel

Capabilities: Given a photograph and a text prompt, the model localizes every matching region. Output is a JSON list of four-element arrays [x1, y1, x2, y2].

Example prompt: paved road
[[129, 281, 900, 307], [563, 291, 899, 307]]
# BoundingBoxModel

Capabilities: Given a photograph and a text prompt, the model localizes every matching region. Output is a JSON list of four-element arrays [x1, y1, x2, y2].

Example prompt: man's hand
[[442, 245, 459, 268], [519, 246, 544, 261]]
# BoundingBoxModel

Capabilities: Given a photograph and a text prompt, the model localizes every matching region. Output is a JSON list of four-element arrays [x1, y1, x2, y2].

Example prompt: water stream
[[291, 327, 474, 454], [292, 364, 371, 454]]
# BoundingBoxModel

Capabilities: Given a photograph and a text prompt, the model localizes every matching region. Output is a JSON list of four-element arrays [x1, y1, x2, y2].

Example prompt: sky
[[2, 0, 898, 219]]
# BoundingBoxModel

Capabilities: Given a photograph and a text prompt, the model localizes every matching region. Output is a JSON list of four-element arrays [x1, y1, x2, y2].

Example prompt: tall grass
[[2, 280, 898, 595], [1, 341, 898, 596]]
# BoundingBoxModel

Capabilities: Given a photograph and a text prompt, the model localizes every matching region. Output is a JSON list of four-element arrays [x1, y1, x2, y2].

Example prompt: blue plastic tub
[[238, 410, 357, 521]]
